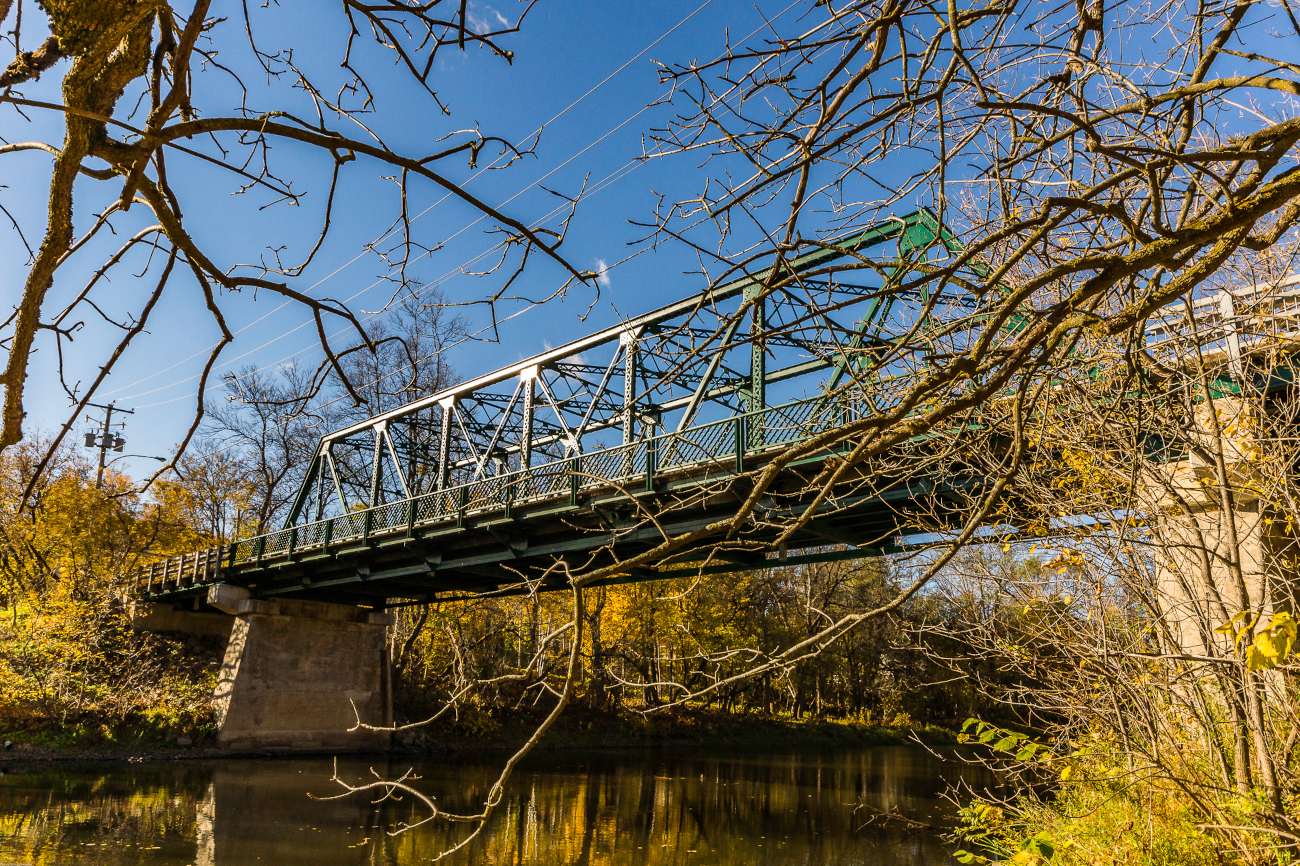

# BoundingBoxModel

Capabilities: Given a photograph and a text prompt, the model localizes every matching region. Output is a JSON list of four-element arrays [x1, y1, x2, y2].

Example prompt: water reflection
[[0, 747, 993, 865]]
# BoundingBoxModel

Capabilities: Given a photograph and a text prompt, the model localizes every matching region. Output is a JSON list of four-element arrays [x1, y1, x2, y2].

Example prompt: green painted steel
[[137, 383, 925, 601]]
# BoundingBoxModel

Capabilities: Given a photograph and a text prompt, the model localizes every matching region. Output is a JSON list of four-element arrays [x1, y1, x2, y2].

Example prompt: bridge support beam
[[208, 585, 393, 752], [1154, 490, 1292, 656]]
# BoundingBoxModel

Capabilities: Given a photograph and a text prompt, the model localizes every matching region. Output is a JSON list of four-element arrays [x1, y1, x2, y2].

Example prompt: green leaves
[[953, 794, 1064, 865], [961, 718, 1051, 762]]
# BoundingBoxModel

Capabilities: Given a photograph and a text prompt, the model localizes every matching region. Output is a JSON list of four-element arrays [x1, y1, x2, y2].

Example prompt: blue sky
[[2, 0, 829, 477], [6, 0, 1293, 481]]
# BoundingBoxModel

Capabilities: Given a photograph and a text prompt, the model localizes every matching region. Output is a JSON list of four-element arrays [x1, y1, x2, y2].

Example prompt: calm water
[[0, 746, 993, 865]]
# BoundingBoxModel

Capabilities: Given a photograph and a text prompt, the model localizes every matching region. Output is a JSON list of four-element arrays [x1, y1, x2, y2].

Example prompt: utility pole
[[83, 402, 133, 488]]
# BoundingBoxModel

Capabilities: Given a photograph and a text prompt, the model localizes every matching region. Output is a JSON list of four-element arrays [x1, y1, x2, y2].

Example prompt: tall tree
[[328, 0, 1300, 854]]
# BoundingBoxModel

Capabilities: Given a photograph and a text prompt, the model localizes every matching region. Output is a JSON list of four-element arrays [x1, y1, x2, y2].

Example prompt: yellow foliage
[[1214, 610, 1296, 671]]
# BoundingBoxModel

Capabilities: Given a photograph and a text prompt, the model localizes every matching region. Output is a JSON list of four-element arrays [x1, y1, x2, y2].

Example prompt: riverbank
[[0, 705, 957, 763], [406, 704, 958, 752]]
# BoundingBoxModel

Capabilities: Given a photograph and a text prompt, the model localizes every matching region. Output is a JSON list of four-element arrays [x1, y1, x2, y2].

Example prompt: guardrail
[[137, 545, 230, 596], [1145, 278, 1300, 369], [134, 389, 885, 598]]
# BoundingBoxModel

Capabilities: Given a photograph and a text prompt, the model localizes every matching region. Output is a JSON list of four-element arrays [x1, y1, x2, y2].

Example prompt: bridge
[[129, 211, 1300, 752], [129, 209, 1016, 750], [137, 209, 991, 609]]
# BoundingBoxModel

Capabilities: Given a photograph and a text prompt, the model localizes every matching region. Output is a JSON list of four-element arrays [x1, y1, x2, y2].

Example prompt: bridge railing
[[137, 386, 886, 595], [1145, 278, 1300, 366], [136, 545, 229, 596]]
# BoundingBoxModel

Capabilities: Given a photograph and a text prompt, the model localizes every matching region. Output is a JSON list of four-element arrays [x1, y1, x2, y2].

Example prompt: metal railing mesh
[[158, 391, 878, 580]]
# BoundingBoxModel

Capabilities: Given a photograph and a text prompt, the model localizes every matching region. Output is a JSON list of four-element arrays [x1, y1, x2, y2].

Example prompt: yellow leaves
[[1247, 612, 1296, 672], [1215, 610, 1297, 671], [969, 802, 1005, 824], [1214, 610, 1260, 646]]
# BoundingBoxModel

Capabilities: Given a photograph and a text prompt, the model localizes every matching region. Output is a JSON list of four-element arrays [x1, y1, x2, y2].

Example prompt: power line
[[132, 156, 645, 414], [101, 0, 719, 402], [125, 1, 807, 451]]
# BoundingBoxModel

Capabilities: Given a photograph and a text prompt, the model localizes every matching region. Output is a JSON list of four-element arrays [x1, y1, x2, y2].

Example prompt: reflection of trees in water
[[386, 750, 991, 864], [0, 765, 210, 864], [0, 750, 991, 865]]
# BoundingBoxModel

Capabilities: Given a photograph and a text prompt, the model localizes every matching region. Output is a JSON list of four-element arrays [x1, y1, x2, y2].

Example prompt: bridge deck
[[138, 388, 977, 607]]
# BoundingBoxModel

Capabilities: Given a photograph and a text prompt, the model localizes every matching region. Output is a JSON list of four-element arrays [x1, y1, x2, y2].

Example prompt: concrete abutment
[[1149, 398, 1300, 657]]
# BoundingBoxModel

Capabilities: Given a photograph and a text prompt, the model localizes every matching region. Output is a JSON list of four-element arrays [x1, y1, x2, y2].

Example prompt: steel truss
[[135, 221, 1300, 605], [282, 209, 983, 527], [138, 209, 1011, 604]]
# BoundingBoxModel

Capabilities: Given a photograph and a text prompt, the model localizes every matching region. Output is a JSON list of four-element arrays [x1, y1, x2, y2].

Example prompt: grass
[[954, 770, 1234, 866]]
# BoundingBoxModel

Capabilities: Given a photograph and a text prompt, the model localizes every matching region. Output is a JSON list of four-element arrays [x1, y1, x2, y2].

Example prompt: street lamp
[[105, 454, 167, 467], [98, 454, 166, 487]]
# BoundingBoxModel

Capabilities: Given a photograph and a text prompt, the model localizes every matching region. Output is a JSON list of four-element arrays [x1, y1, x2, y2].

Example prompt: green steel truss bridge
[[131, 211, 1030, 607]]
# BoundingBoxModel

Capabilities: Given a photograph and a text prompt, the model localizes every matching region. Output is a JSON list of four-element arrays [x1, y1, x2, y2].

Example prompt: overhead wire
[[123, 0, 806, 456], [101, 0, 719, 401], [132, 155, 645, 413], [122, 97, 660, 406]]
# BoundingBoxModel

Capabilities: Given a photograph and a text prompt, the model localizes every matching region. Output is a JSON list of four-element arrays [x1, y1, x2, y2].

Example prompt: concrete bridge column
[[207, 585, 393, 752], [1153, 488, 1288, 656], [1149, 398, 1298, 657]]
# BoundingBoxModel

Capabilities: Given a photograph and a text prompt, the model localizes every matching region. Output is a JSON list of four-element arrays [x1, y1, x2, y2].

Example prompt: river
[[0, 746, 994, 865]]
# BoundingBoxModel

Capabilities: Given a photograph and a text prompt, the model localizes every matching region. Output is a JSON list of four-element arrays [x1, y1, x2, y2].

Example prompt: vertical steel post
[[314, 454, 327, 521], [436, 399, 453, 491], [520, 366, 537, 471], [369, 423, 384, 507], [621, 330, 638, 446], [733, 417, 745, 474], [745, 282, 766, 448], [406, 417, 419, 495], [645, 434, 657, 492], [621, 330, 639, 479]]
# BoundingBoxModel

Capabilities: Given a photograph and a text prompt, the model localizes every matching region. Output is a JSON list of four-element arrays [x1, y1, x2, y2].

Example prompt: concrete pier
[[207, 585, 393, 752], [1149, 398, 1299, 656]]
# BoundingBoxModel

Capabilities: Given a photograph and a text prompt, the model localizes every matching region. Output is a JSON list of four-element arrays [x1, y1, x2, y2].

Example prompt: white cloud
[[465, 3, 508, 34], [594, 258, 611, 288]]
